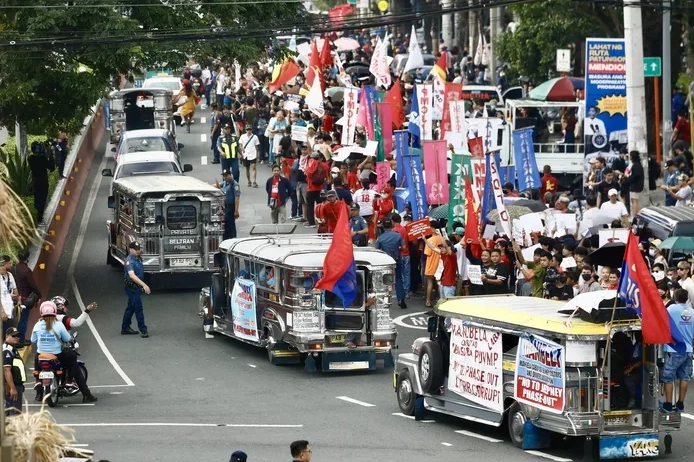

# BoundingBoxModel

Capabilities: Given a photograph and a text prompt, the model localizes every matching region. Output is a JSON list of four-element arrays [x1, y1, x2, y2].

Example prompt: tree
[[0, 0, 310, 137], [497, 1, 623, 84]]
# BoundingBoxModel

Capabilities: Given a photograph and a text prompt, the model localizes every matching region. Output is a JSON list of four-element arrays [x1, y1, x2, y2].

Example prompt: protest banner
[[514, 335, 565, 414]]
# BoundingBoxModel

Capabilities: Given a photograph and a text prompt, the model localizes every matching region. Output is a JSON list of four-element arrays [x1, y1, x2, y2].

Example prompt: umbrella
[[658, 236, 694, 251], [429, 205, 450, 220], [487, 205, 544, 222], [510, 199, 546, 213], [325, 86, 345, 102], [560, 290, 618, 316], [332, 146, 370, 162], [558, 290, 635, 324], [345, 64, 370, 77], [588, 242, 626, 268], [528, 77, 581, 102], [334, 37, 360, 51]]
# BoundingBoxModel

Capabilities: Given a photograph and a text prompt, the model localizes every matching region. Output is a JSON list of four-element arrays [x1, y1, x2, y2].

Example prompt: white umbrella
[[560, 290, 618, 327], [334, 37, 360, 51], [332, 145, 368, 162]]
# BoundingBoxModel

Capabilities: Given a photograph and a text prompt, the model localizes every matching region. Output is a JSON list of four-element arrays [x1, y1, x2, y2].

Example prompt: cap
[[350, 203, 360, 210], [325, 189, 337, 197], [229, 451, 248, 462], [454, 227, 465, 236], [678, 173, 690, 182], [675, 155, 687, 165], [310, 151, 321, 159], [5, 327, 20, 337], [673, 140, 688, 152], [619, 146, 629, 155], [608, 188, 619, 197], [650, 238, 663, 247], [245, 126, 253, 131], [331, 167, 340, 173], [666, 159, 676, 167], [222, 169, 232, 176], [223, 124, 232, 129], [129, 241, 141, 250]]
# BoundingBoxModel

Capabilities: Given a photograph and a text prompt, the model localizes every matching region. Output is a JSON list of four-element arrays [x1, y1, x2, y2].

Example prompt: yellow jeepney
[[394, 295, 681, 460]]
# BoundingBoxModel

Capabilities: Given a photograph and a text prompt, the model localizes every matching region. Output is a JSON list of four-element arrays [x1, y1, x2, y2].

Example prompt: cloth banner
[[376, 161, 391, 192], [415, 84, 433, 141], [441, 83, 463, 138], [394, 130, 409, 212], [404, 148, 429, 220], [376, 102, 393, 161], [432, 77, 445, 120], [449, 100, 466, 136], [423, 140, 449, 206], [408, 86, 421, 148], [364, 85, 380, 140], [341, 88, 359, 145], [512, 128, 541, 192], [489, 153, 512, 238], [448, 152, 466, 229], [231, 278, 260, 342]]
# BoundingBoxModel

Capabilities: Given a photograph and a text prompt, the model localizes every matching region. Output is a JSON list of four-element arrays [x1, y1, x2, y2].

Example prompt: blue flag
[[407, 86, 421, 149], [512, 128, 541, 192], [403, 148, 428, 220], [394, 130, 409, 212]]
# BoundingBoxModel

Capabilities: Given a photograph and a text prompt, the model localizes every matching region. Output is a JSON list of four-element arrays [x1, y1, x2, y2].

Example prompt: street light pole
[[662, 0, 672, 159]]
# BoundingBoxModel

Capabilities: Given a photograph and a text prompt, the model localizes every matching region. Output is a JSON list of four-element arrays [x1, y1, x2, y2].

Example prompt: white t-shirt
[[680, 277, 694, 308], [600, 200, 628, 221], [353, 188, 377, 216], [676, 185, 692, 207], [0, 272, 17, 318], [239, 133, 260, 160], [216, 74, 226, 95]]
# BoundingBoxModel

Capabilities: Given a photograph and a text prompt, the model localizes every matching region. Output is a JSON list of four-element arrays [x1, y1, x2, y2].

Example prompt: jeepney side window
[[235, 257, 253, 280], [255, 263, 278, 292], [119, 194, 133, 218]]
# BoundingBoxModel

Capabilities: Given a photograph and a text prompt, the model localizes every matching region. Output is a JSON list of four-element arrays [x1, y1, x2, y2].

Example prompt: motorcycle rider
[[31, 301, 97, 403]]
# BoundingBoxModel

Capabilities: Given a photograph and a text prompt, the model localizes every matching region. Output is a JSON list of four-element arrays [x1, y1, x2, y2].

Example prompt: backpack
[[310, 163, 326, 186]]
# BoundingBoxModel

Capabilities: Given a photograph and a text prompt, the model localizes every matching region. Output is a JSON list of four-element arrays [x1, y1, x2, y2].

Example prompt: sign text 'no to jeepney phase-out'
[[448, 321, 504, 413], [514, 335, 566, 414]]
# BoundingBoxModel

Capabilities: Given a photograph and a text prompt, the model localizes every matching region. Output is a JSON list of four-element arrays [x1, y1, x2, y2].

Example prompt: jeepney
[[106, 175, 225, 289], [199, 225, 398, 372], [395, 295, 682, 460], [109, 88, 176, 144]]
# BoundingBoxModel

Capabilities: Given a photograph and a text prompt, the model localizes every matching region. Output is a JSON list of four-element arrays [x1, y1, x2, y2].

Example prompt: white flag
[[369, 37, 383, 79], [306, 73, 325, 118], [234, 61, 241, 91], [403, 25, 424, 73], [489, 155, 512, 238], [376, 33, 392, 89]]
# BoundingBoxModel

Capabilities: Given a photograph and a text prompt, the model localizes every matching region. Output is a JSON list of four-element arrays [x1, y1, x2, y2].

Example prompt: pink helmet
[[39, 301, 58, 317]]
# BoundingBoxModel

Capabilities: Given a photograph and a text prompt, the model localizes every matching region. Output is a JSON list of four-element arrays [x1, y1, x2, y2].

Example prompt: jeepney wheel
[[396, 370, 418, 416], [508, 401, 526, 448], [418, 342, 444, 393]]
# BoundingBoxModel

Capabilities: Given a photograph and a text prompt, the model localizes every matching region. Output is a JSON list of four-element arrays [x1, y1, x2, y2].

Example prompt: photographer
[[28, 140, 56, 224]]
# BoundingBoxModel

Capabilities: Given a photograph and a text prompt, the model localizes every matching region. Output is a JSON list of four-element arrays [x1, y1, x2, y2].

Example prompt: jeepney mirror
[[111, 146, 116, 152], [427, 316, 437, 333], [183, 164, 193, 172], [101, 168, 113, 177], [178, 143, 184, 149], [107, 196, 115, 209]]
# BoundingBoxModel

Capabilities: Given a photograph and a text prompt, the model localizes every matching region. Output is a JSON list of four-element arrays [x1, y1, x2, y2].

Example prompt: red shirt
[[323, 114, 334, 133], [306, 160, 329, 192], [322, 200, 343, 232], [393, 224, 410, 256], [540, 174, 558, 199], [347, 172, 360, 192], [675, 117, 691, 142], [441, 253, 458, 286], [374, 197, 394, 218]]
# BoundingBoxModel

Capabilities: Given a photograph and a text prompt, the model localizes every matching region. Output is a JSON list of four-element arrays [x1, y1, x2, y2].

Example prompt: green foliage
[[0, 145, 33, 196], [676, 73, 692, 92], [498, 1, 623, 84]]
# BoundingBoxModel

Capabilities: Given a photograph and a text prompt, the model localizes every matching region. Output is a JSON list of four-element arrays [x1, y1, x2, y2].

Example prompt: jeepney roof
[[219, 235, 396, 267], [113, 175, 223, 198], [120, 129, 172, 140], [437, 295, 632, 338], [117, 151, 178, 165], [112, 88, 172, 97], [505, 99, 583, 109]]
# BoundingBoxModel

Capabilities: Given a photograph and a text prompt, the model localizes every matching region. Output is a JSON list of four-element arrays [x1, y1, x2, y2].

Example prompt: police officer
[[217, 123, 240, 181], [122, 241, 150, 338], [219, 170, 241, 240], [3, 327, 26, 416]]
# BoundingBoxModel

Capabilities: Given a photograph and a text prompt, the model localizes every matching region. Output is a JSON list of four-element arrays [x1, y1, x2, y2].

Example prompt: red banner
[[441, 82, 463, 139], [376, 102, 393, 157], [422, 140, 449, 205], [406, 218, 432, 239], [468, 136, 484, 158]]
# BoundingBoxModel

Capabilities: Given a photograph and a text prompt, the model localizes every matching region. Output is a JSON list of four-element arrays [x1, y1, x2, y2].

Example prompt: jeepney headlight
[[211, 201, 224, 221], [374, 308, 392, 331], [140, 203, 156, 224], [292, 311, 319, 332]]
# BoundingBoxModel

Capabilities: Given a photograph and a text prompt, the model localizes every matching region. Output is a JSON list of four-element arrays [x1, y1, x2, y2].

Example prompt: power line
[[0, 0, 301, 8]]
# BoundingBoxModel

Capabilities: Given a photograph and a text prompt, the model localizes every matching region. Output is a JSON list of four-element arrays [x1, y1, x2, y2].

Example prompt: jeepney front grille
[[325, 312, 364, 331], [141, 232, 160, 255]]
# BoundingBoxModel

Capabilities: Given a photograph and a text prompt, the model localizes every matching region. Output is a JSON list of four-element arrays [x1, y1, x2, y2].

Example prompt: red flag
[[315, 203, 357, 306], [469, 137, 484, 158], [383, 79, 405, 129], [320, 37, 332, 68], [306, 40, 324, 92], [268, 60, 300, 93], [463, 174, 480, 245], [441, 82, 463, 139], [618, 232, 673, 345]]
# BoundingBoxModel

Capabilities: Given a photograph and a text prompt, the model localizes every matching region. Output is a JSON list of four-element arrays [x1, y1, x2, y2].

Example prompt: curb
[[25, 100, 105, 332]]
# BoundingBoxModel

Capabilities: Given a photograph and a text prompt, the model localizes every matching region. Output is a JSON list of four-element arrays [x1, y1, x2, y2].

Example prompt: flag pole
[[595, 294, 621, 412]]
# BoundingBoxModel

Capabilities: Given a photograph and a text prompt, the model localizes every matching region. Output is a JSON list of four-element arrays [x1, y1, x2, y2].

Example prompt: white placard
[[521, 243, 542, 263], [468, 265, 483, 285], [448, 322, 504, 413], [482, 224, 496, 240], [598, 228, 630, 247], [554, 214, 577, 235], [364, 140, 379, 157], [519, 212, 545, 233], [291, 125, 308, 142], [560, 256, 577, 269], [444, 132, 467, 153], [556, 49, 571, 73]]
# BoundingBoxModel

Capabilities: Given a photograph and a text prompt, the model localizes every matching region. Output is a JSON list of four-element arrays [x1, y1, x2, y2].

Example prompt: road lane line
[[69, 444, 90, 447], [61, 423, 303, 428], [200, 117, 206, 124], [441, 442, 452, 447], [71, 277, 135, 387], [201, 155, 208, 165], [27, 403, 96, 408], [336, 396, 376, 407], [454, 430, 503, 443], [248, 364, 257, 368], [524, 451, 572, 462], [89, 384, 134, 388], [201, 134, 207, 143], [391, 412, 434, 422], [681, 413, 694, 420], [62, 144, 135, 387]]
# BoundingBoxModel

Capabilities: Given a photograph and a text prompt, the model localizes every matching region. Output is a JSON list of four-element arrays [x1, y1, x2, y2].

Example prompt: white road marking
[[248, 364, 257, 368], [89, 384, 133, 388], [70, 444, 90, 447], [109, 391, 124, 395], [391, 412, 434, 422], [524, 450, 572, 462], [200, 117, 206, 124], [441, 442, 453, 447], [392, 311, 429, 330], [336, 396, 376, 407], [681, 413, 694, 420], [196, 377, 205, 381], [201, 155, 208, 165], [454, 430, 503, 443], [61, 423, 303, 428], [201, 134, 207, 143], [64, 144, 135, 388], [27, 403, 96, 408]]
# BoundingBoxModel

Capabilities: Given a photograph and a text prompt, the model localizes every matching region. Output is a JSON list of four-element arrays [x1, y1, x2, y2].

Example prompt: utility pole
[[662, 0, 672, 159], [489, 7, 499, 85], [624, 0, 649, 203], [468, 3, 476, 56], [442, 0, 454, 49]]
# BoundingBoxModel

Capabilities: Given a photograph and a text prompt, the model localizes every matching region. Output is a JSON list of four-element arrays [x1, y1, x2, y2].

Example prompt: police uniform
[[221, 171, 241, 240], [3, 327, 26, 416], [122, 241, 148, 337], [217, 126, 240, 180]]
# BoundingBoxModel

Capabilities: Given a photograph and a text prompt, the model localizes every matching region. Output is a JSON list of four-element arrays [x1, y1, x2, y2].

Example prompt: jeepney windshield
[[324, 272, 364, 308], [166, 204, 197, 230], [123, 138, 169, 153], [117, 161, 179, 179]]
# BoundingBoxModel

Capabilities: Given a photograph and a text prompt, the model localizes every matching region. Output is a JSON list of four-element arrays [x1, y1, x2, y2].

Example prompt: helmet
[[51, 295, 69, 314], [39, 301, 58, 317]]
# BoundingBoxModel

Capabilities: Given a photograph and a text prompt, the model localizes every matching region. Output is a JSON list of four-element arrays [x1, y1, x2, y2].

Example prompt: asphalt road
[[33, 109, 694, 462]]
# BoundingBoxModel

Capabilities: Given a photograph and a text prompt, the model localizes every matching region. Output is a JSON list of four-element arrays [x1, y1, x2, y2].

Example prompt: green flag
[[448, 152, 466, 231], [374, 104, 384, 161]]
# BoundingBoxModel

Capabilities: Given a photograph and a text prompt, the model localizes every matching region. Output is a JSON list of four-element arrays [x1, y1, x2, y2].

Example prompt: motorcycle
[[34, 332, 88, 407]]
